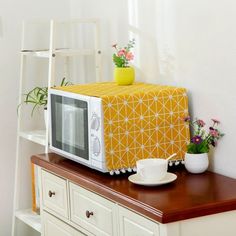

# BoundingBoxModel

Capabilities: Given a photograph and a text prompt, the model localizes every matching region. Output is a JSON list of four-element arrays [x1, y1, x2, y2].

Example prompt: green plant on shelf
[[18, 77, 72, 116]]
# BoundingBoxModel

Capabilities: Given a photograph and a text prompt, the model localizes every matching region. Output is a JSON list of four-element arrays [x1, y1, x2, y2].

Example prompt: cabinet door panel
[[43, 211, 85, 236], [119, 206, 159, 236], [42, 170, 68, 219], [70, 182, 117, 236]]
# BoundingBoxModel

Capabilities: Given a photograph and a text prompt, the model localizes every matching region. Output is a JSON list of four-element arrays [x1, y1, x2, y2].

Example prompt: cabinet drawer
[[43, 211, 85, 236], [42, 170, 69, 219], [69, 182, 117, 236], [119, 206, 159, 236]]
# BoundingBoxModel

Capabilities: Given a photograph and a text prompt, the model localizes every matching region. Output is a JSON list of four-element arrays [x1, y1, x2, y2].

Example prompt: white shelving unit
[[19, 130, 47, 146], [12, 19, 101, 236], [15, 209, 41, 233]]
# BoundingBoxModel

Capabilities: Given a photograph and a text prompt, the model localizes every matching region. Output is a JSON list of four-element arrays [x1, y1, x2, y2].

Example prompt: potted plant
[[19, 77, 72, 124], [184, 117, 224, 173], [112, 39, 135, 85]]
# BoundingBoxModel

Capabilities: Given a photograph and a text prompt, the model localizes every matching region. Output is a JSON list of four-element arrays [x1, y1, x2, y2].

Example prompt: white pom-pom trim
[[127, 168, 132, 172], [109, 158, 186, 175], [115, 170, 120, 175]]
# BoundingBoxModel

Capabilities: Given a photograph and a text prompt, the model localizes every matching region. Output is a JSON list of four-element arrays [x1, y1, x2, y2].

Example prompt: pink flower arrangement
[[184, 117, 224, 154], [112, 39, 135, 67]]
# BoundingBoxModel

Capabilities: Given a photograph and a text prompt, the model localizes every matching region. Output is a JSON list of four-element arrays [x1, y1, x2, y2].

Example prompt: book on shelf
[[31, 163, 40, 214]]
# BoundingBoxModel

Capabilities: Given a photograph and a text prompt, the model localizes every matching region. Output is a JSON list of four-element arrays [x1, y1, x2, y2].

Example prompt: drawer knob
[[85, 210, 94, 218], [48, 190, 55, 198]]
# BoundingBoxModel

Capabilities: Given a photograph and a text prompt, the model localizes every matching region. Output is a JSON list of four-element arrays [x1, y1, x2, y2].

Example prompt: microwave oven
[[49, 82, 190, 174], [49, 89, 106, 172]]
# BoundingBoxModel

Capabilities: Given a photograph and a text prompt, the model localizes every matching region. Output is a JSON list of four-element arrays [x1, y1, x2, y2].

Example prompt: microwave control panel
[[89, 97, 105, 170], [91, 113, 100, 131]]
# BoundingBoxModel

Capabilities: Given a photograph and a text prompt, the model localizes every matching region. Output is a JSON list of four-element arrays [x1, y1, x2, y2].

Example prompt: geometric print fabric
[[56, 82, 190, 171]]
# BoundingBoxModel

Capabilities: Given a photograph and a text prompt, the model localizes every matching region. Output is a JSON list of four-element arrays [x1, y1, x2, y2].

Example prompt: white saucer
[[128, 172, 177, 186]]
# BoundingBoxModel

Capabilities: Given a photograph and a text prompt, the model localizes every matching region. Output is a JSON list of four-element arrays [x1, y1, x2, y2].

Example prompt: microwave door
[[51, 94, 89, 160]]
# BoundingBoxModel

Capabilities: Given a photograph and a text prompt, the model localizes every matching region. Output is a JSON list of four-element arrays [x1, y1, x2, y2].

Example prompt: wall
[[70, 0, 130, 83], [70, 0, 236, 178], [0, 1, 70, 235], [172, 0, 236, 177]]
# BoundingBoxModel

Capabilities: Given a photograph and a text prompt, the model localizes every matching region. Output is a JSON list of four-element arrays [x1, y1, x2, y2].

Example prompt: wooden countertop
[[32, 153, 236, 224]]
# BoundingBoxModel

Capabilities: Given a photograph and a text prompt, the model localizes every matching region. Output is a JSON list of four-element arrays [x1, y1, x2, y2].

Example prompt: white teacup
[[136, 158, 168, 181]]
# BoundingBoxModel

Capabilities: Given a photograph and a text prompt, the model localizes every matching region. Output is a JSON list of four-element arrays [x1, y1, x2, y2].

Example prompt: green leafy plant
[[112, 39, 135, 67], [184, 117, 224, 154], [19, 77, 72, 116]]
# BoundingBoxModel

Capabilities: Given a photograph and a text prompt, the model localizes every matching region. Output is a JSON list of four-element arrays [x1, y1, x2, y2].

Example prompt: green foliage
[[18, 77, 72, 116], [113, 54, 125, 67], [60, 77, 72, 86], [23, 86, 48, 116], [187, 141, 210, 154]]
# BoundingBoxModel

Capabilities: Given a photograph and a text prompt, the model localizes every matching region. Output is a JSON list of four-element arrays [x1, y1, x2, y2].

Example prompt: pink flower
[[126, 52, 134, 61], [117, 49, 126, 57], [212, 119, 220, 125], [191, 136, 203, 144], [196, 119, 205, 127], [209, 129, 219, 137]]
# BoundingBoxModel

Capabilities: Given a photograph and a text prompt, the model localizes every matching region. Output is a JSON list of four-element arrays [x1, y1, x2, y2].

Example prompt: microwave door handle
[[61, 105, 65, 149], [61, 106, 73, 151], [69, 112, 75, 152]]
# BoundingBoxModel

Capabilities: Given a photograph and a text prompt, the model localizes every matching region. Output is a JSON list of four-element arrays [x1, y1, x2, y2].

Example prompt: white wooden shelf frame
[[12, 18, 102, 236]]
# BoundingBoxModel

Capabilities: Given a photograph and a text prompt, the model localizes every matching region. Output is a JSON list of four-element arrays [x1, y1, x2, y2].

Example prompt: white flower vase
[[184, 153, 209, 174]]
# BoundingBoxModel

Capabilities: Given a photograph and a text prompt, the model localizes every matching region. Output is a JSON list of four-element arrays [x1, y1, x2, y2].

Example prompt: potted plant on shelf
[[112, 39, 135, 85], [19, 77, 72, 125], [184, 117, 224, 174]]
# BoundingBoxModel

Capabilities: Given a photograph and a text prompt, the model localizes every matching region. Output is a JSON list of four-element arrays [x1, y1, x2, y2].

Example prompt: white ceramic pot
[[184, 153, 209, 174]]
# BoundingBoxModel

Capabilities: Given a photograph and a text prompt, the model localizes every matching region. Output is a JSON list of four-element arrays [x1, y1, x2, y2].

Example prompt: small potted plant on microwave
[[112, 39, 135, 85], [184, 117, 224, 174], [18, 77, 72, 124]]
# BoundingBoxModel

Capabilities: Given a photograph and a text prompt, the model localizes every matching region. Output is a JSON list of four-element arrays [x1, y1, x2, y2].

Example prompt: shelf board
[[21, 48, 95, 58], [19, 130, 46, 146], [21, 50, 50, 58], [15, 209, 41, 233]]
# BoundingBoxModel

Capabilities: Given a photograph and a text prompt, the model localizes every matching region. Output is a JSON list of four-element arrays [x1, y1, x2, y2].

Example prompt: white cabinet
[[43, 211, 85, 236], [119, 206, 159, 236], [40, 169, 161, 236], [39, 169, 236, 236]]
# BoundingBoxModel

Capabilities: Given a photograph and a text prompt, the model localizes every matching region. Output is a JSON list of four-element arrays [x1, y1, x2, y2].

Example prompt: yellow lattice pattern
[[55, 82, 190, 171]]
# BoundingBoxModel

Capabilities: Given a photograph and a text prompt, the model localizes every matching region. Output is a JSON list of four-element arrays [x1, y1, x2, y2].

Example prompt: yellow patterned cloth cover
[[55, 82, 190, 171]]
